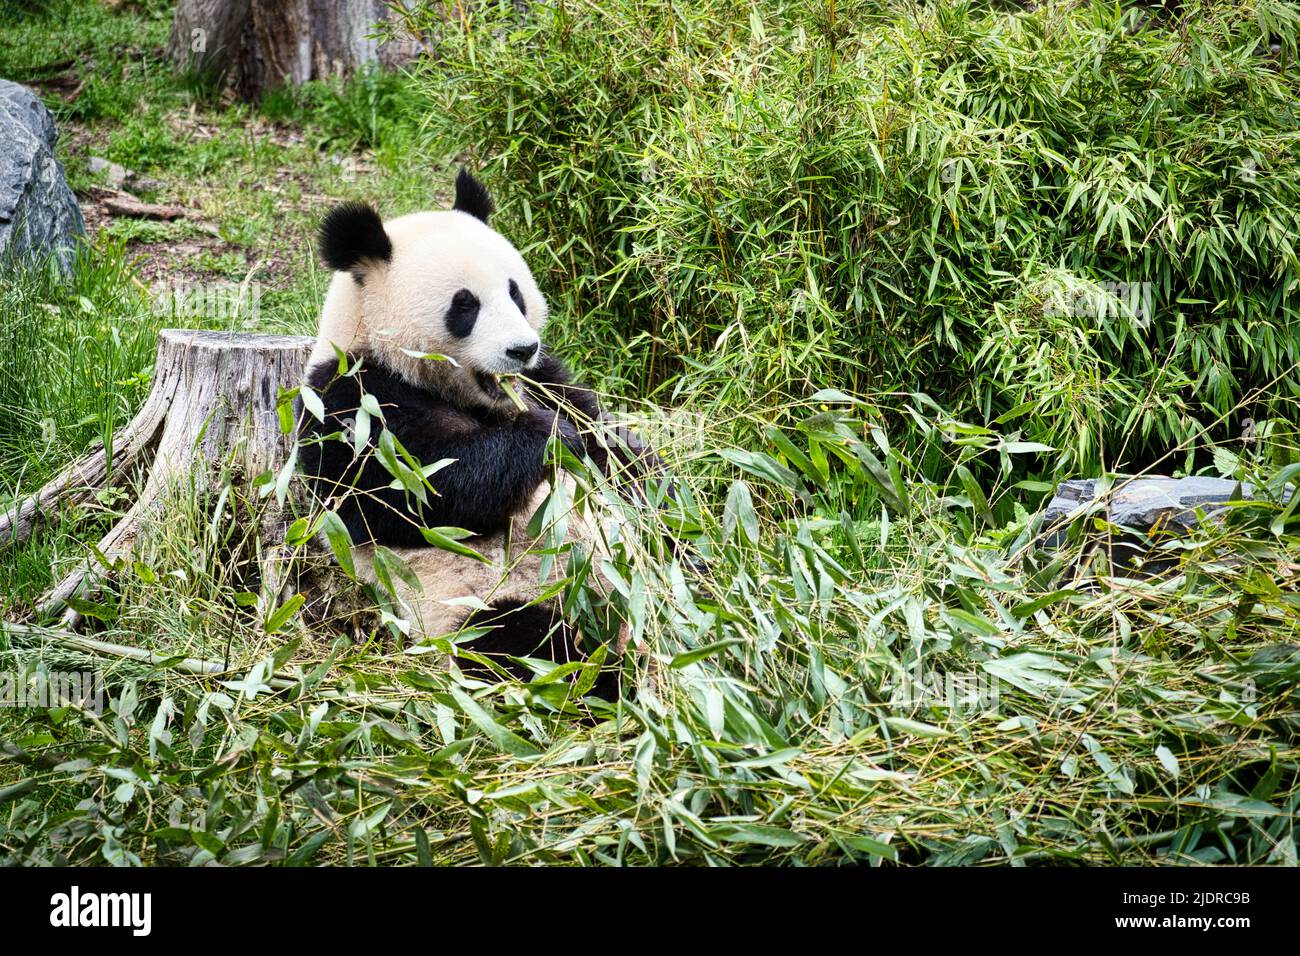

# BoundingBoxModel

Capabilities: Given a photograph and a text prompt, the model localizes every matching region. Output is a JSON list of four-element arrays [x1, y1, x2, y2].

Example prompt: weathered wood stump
[[0, 329, 312, 625]]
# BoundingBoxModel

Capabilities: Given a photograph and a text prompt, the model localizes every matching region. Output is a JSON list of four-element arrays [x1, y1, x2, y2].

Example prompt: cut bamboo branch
[[25, 329, 313, 619]]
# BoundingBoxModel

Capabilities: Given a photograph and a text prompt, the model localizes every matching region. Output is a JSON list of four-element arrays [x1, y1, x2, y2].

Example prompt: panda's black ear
[[452, 168, 493, 224], [318, 202, 392, 276]]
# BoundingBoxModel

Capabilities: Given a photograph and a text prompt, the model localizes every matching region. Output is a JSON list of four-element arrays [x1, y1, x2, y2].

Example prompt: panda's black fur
[[300, 351, 608, 546], [457, 599, 620, 701], [452, 166, 494, 224], [318, 203, 392, 280]]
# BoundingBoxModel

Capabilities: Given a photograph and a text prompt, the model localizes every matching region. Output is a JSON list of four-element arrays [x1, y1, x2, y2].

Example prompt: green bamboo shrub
[[404, 0, 1300, 473]]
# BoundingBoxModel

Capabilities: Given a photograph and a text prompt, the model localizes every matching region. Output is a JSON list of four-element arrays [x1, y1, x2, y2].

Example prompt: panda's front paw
[[608, 431, 661, 480], [523, 407, 586, 459]]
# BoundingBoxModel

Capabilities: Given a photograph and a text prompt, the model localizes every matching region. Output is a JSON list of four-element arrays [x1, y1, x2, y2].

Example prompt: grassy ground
[[0, 0, 1298, 866]]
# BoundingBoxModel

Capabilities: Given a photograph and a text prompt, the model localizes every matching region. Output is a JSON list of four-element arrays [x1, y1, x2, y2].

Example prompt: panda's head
[[312, 170, 548, 408]]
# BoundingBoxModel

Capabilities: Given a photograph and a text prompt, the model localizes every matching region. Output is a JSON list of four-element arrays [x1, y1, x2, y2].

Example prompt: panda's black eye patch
[[445, 289, 480, 338], [508, 279, 526, 316]]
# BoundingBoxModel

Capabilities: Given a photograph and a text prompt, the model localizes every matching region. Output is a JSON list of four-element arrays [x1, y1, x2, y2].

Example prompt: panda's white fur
[[359, 480, 602, 640], [310, 208, 549, 413]]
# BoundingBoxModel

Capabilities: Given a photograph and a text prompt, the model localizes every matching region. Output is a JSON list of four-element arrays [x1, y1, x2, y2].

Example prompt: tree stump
[[0, 330, 313, 626]]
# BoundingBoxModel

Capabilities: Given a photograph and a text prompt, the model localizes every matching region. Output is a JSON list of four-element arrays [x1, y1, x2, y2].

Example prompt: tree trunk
[[0, 330, 313, 626], [166, 0, 252, 81], [167, 0, 424, 99]]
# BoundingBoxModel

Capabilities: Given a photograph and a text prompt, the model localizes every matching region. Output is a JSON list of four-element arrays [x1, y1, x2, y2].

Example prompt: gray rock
[[0, 80, 85, 269], [1037, 476, 1287, 572], [1042, 477, 1252, 536], [87, 155, 132, 188]]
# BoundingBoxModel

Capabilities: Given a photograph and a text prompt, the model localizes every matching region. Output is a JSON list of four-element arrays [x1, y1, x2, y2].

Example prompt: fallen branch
[[101, 195, 187, 220]]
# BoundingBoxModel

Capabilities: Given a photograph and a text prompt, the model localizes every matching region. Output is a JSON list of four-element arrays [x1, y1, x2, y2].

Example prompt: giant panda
[[300, 170, 648, 697]]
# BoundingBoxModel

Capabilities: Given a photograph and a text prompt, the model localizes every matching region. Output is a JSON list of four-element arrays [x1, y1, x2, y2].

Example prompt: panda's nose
[[506, 341, 538, 363]]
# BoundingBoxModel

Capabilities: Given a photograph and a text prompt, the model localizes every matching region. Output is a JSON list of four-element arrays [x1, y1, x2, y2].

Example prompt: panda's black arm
[[522, 354, 661, 477], [391, 404, 581, 537], [522, 354, 603, 422], [300, 360, 581, 544], [516, 358, 681, 549]]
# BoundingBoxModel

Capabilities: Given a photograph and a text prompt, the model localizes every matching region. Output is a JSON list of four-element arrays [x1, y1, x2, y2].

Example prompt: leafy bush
[[404, 0, 1300, 473]]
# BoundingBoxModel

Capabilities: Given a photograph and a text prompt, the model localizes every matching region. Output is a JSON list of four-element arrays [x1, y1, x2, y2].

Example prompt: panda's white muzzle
[[461, 301, 542, 374]]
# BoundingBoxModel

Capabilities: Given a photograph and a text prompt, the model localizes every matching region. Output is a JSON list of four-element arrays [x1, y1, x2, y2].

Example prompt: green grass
[[1, 0, 1298, 866]]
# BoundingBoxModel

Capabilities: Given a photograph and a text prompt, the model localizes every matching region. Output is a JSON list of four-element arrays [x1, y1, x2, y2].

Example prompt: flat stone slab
[[1038, 474, 1297, 573], [1036, 476, 1280, 573], [1041, 476, 1252, 539]]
